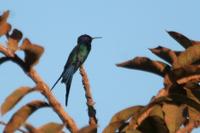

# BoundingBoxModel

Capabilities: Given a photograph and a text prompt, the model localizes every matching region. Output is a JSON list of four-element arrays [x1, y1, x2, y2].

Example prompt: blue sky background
[[0, 1, 200, 132]]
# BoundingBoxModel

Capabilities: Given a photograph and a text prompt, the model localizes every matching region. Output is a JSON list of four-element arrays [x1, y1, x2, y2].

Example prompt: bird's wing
[[76, 45, 90, 67], [64, 45, 78, 69]]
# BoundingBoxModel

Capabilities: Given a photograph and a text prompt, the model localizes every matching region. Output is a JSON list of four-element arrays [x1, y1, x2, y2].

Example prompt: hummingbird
[[51, 34, 101, 106]]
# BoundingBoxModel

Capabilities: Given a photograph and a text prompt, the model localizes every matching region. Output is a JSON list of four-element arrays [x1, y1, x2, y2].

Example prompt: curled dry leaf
[[37, 122, 64, 133], [24, 123, 38, 133], [117, 57, 169, 77], [7, 29, 23, 52], [171, 65, 200, 84], [0, 10, 9, 26], [103, 106, 143, 133], [149, 105, 164, 119], [4, 100, 49, 133], [185, 89, 200, 105], [162, 104, 186, 133], [0, 22, 11, 36], [0, 10, 10, 36], [110, 105, 144, 123], [137, 116, 169, 133], [78, 125, 97, 133], [1, 86, 34, 115], [169, 94, 200, 111], [188, 107, 200, 123], [167, 31, 193, 49], [149, 46, 179, 64], [103, 121, 125, 133], [173, 45, 200, 69], [20, 38, 44, 68]]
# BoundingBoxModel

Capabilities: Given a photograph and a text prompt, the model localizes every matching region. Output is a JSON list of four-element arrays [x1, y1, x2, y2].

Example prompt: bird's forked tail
[[50, 72, 64, 91], [61, 65, 75, 106]]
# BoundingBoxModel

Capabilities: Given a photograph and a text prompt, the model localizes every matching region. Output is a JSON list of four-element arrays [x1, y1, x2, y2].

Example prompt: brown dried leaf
[[9, 29, 23, 41], [20, 38, 44, 68], [3, 100, 49, 133], [0, 10, 9, 26], [110, 105, 144, 123], [137, 116, 169, 133], [0, 22, 11, 36], [77, 125, 97, 133], [6, 29, 23, 52], [103, 121, 125, 133], [7, 38, 18, 52], [167, 31, 193, 49], [37, 122, 64, 133], [171, 65, 200, 84], [149, 46, 179, 64], [185, 89, 200, 105], [24, 123, 38, 133], [125, 129, 142, 133], [173, 45, 200, 69], [162, 104, 186, 133], [169, 94, 200, 111], [188, 107, 200, 122], [149, 105, 164, 119], [117, 57, 169, 77], [1, 86, 34, 115]]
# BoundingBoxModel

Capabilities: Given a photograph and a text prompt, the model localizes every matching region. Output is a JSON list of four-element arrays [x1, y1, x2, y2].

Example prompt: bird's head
[[78, 34, 102, 44], [78, 34, 92, 44]]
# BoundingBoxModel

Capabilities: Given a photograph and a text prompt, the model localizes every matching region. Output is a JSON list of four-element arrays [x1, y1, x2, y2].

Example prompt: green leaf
[[37, 122, 64, 133], [3, 100, 49, 133], [1, 86, 34, 115], [78, 125, 97, 133]]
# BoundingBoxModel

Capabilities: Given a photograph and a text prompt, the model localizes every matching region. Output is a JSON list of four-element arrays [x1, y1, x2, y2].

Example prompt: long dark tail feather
[[65, 76, 73, 106], [51, 72, 64, 91], [61, 65, 75, 106]]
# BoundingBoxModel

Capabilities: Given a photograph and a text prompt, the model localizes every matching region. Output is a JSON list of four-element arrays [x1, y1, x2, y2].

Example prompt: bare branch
[[0, 44, 78, 132], [79, 65, 98, 126], [0, 121, 26, 133]]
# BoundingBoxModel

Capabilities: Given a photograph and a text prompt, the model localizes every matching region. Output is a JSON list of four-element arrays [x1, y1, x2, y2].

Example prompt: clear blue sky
[[0, 1, 200, 132]]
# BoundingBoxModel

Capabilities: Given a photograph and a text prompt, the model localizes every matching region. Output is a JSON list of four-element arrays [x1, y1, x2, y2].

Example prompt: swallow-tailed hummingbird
[[51, 34, 101, 106]]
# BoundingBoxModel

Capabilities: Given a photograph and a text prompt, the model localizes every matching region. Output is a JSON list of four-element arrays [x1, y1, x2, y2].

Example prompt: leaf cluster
[[103, 31, 200, 133]]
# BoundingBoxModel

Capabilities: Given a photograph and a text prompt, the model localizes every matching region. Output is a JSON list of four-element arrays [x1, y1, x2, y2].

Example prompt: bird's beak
[[92, 37, 102, 40]]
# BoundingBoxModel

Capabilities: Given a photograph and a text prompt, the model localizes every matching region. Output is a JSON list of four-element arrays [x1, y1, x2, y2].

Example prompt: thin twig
[[0, 44, 78, 132], [79, 65, 98, 126], [0, 121, 26, 133]]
